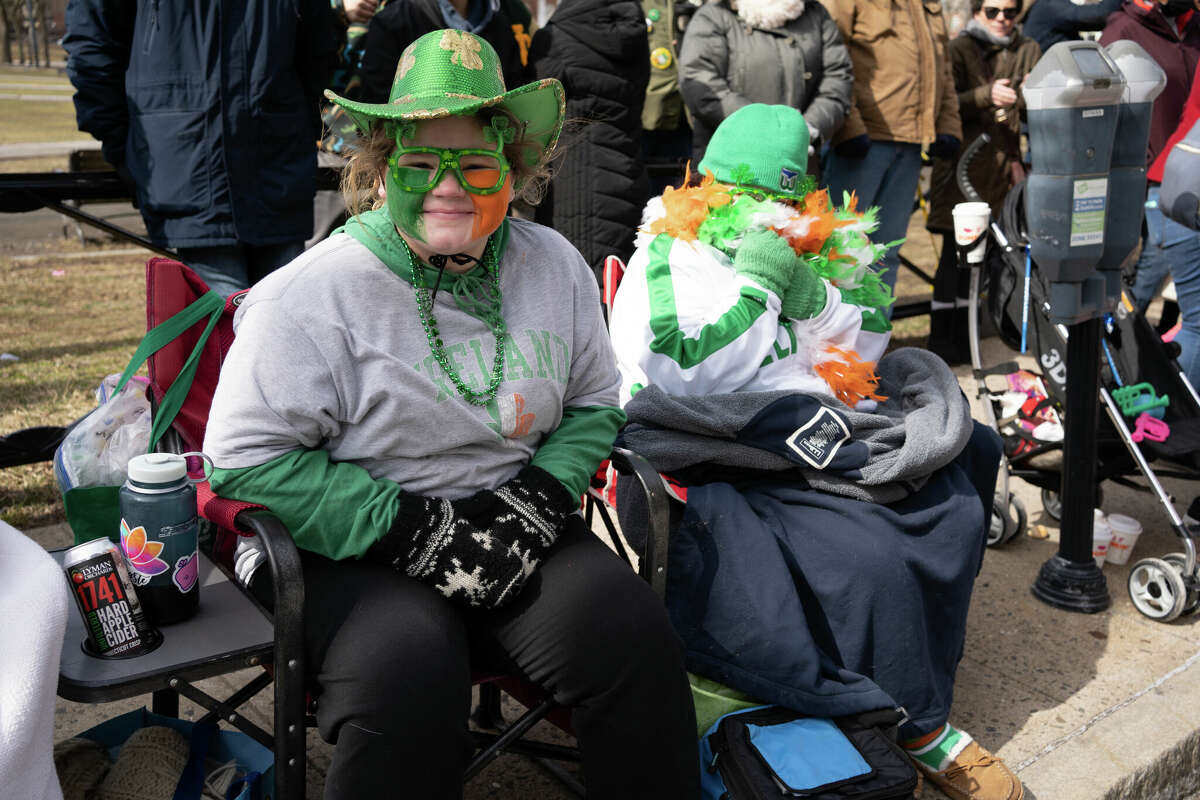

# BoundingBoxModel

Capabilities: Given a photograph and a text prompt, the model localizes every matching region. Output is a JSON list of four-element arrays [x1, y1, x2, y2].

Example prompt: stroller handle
[[956, 133, 991, 203]]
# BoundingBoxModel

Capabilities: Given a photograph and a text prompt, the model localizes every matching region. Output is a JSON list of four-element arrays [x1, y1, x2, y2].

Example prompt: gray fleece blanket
[[617, 348, 973, 503]]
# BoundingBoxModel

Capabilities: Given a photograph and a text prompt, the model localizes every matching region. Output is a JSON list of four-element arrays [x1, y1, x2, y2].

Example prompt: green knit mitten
[[732, 228, 797, 297], [780, 258, 827, 320]]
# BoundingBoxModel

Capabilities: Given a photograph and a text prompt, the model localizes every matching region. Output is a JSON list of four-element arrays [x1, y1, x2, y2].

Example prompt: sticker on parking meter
[[1070, 178, 1106, 247]]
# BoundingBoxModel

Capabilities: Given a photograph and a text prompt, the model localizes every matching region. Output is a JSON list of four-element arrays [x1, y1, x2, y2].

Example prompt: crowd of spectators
[[61, 0, 1198, 317]]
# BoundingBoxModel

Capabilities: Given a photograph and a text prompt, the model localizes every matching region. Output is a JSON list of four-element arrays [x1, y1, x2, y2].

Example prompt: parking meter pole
[[1032, 317, 1111, 612], [1018, 40, 1154, 612]]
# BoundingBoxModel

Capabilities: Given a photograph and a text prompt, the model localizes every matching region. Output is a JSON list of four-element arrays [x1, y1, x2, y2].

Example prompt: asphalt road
[[0, 201, 147, 253]]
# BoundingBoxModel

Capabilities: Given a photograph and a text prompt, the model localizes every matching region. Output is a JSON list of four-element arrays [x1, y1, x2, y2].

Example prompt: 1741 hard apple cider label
[[64, 538, 155, 657]]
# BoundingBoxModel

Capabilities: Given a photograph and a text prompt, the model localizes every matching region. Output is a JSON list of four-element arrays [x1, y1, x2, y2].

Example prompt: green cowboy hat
[[324, 29, 565, 169]]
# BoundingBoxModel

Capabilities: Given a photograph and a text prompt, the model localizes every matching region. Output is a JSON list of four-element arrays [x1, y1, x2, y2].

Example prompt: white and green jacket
[[202, 211, 624, 561], [609, 231, 891, 406]]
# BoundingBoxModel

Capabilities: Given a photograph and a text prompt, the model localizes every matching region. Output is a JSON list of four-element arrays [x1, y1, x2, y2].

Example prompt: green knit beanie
[[698, 104, 811, 200]]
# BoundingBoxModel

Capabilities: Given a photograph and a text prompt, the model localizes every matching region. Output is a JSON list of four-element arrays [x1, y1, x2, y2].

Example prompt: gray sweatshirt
[[203, 213, 624, 559]]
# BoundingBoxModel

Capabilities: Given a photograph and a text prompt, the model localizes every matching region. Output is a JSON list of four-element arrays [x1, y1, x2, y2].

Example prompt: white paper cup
[[952, 202, 991, 263], [1105, 513, 1143, 565], [1093, 512, 1112, 568]]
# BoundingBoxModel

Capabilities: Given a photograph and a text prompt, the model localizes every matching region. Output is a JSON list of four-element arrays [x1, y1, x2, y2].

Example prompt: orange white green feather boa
[[643, 172, 897, 326], [608, 175, 897, 409]]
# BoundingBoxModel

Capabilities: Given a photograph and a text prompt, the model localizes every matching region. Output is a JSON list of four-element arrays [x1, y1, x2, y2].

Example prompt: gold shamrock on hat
[[440, 30, 484, 70]]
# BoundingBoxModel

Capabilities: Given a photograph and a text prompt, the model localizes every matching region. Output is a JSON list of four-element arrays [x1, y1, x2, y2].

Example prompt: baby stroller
[[959, 134, 1200, 621]]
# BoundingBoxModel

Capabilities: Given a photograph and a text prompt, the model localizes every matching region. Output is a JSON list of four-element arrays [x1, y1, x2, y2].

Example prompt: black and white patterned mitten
[[459, 466, 577, 566], [365, 494, 533, 609]]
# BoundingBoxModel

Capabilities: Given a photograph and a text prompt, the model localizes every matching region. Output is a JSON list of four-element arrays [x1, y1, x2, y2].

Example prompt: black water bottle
[[118, 452, 201, 625]]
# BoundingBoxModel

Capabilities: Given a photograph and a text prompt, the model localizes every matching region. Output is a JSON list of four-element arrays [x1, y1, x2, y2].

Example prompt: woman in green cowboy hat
[[203, 29, 700, 799]]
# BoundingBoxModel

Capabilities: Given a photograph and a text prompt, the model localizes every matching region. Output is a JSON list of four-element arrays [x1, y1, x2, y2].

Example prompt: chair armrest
[[608, 446, 671, 599], [236, 510, 303, 625], [234, 509, 307, 800]]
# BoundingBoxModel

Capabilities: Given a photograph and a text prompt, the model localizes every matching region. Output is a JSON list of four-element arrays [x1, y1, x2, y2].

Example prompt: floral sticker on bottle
[[120, 519, 170, 578]]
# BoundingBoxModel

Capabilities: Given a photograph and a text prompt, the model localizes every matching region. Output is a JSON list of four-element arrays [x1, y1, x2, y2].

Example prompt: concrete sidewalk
[[24, 334, 1200, 799], [945, 337, 1200, 800]]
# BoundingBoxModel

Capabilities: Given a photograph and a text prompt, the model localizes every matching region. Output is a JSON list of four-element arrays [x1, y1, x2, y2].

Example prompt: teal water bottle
[[118, 452, 204, 625]]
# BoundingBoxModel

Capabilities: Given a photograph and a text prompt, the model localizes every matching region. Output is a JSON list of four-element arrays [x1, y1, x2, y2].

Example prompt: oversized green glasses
[[387, 144, 511, 195]]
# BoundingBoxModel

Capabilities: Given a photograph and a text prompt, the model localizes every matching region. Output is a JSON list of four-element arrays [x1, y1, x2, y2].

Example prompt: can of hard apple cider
[[63, 537, 157, 657]]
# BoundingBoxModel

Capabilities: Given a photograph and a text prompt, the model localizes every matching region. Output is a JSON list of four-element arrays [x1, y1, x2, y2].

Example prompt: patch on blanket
[[785, 406, 851, 469], [737, 394, 867, 472]]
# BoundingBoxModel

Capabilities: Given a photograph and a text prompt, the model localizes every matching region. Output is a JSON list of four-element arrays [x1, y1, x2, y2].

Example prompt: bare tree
[[0, 1, 11, 65], [36, 0, 50, 66], [0, 0, 50, 66], [3, 0, 32, 65], [14, 0, 27, 65]]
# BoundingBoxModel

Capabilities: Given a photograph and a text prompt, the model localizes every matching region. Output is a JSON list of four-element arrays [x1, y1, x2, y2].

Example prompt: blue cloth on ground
[[749, 717, 872, 789]]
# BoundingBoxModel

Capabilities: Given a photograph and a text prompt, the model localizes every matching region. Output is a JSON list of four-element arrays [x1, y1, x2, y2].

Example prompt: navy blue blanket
[[663, 422, 1000, 738]]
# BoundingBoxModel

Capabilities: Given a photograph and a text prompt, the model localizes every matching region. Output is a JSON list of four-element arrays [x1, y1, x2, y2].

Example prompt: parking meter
[[1023, 41, 1125, 324], [1101, 41, 1166, 290]]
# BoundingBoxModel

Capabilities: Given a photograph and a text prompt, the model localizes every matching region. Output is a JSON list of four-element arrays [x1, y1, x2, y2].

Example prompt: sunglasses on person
[[387, 141, 511, 195], [982, 6, 1019, 19]]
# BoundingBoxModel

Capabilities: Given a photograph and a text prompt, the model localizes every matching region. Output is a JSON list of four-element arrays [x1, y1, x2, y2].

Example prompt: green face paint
[[386, 167, 427, 242], [384, 116, 518, 248]]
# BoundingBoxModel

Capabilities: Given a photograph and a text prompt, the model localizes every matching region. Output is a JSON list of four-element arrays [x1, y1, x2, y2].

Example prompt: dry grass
[[0, 64, 69, 81], [0, 243, 146, 528], [0, 58, 143, 530], [0, 155, 68, 173], [0, 59, 82, 146], [0, 98, 80, 145]]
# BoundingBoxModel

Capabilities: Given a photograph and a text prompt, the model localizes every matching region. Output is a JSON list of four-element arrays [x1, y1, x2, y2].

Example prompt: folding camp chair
[[57, 257, 670, 799]]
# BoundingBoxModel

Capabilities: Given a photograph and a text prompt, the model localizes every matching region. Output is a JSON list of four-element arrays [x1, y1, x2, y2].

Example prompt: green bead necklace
[[402, 237, 507, 406]]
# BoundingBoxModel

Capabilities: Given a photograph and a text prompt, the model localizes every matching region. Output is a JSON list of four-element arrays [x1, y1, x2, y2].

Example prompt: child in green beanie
[[609, 103, 895, 408]]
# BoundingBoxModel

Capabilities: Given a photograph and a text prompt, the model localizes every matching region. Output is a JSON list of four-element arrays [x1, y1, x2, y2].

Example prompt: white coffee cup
[[952, 202, 991, 263], [1105, 513, 1143, 565], [1092, 510, 1112, 568]]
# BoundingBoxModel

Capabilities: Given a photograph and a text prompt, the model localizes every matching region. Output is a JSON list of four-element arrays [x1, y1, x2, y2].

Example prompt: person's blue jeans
[[176, 240, 305, 299], [824, 141, 924, 302], [1130, 185, 1200, 391]]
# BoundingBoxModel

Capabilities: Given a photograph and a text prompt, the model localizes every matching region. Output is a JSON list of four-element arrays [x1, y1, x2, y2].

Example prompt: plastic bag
[[53, 374, 151, 493]]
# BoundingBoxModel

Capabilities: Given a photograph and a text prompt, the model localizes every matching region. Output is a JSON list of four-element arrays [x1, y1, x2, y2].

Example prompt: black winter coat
[[356, 0, 532, 103], [529, 0, 650, 281], [64, 0, 337, 248], [1022, 0, 1122, 54]]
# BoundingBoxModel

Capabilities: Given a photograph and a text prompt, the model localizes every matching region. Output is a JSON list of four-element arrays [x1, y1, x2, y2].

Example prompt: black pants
[[300, 516, 700, 799], [932, 235, 971, 307]]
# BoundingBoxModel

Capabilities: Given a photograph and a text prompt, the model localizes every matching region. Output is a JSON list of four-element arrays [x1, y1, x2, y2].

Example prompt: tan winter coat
[[818, 0, 961, 146]]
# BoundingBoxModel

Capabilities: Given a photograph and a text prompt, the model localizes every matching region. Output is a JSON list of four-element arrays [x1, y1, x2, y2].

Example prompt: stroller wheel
[[1006, 497, 1027, 543], [1041, 488, 1062, 522], [988, 495, 1027, 546], [1128, 558, 1189, 622], [1161, 553, 1200, 615], [1040, 486, 1103, 523]]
